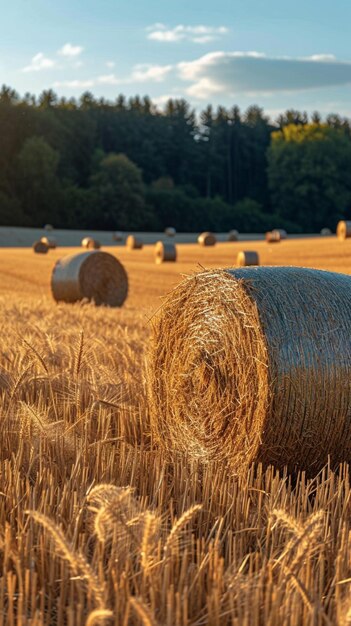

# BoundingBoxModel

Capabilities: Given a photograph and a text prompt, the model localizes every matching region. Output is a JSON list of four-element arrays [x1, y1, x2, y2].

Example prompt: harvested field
[[0, 235, 351, 625]]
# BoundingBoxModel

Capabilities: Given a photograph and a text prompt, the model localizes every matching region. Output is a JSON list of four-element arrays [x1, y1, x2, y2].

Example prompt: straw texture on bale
[[148, 266, 351, 474], [112, 231, 124, 242], [81, 237, 101, 249], [165, 227, 176, 237], [41, 236, 57, 249], [198, 232, 216, 246], [228, 230, 239, 242], [51, 251, 128, 307], [126, 235, 143, 250], [337, 220, 351, 240], [237, 250, 259, 266], [321, 227, 332, 236], [33, 240, 49, 254], [272, 228, 287, 239], [154, 241, 177, 264], [266, 231, 280, 243]]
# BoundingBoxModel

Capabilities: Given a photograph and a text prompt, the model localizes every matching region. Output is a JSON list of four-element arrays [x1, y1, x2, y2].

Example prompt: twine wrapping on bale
[[154, 241, 177, 264], [272, 228, 287, 239], [321, 228, 332, 236], [237, 251, 259, 266], [337, 221, 351, 240], [126, 235, 143, 250], [41, 236, 57, 249], [266, 231, 281, 243], [198, 232, 216, 246], [148, 266, 351, 474], [228, 230, 239, 242], [81, 237, 101, 250], [33, 240, 49, 254], [165, 227, 176, 237], [51, 251, 128, 307]]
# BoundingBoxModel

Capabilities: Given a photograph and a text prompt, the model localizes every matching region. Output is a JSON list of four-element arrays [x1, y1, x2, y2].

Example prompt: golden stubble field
[[0, 236, 351, 626]]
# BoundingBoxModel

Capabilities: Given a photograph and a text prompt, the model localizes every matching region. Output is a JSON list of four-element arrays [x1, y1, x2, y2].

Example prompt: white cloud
[[178, 51, 351, 99], [106, 61, 115, 68], [58, 43, 84, 57], [53, 79, 94, 89], [152, 94, 183, 108], [97, 74, 121, 85], [147, 24, 229, 44], [22, 52, 55, 72], [131, 64, 172, 82]]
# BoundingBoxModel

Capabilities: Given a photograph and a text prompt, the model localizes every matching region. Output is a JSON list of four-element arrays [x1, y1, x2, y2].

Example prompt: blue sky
[[2, 0, 351, 119]]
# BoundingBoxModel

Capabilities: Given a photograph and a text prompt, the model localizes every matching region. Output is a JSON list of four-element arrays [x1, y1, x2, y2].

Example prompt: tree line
[[1, 85, 351, 232]]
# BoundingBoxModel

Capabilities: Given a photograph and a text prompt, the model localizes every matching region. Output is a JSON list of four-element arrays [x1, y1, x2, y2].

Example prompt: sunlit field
[[1, 236, 351, 625]]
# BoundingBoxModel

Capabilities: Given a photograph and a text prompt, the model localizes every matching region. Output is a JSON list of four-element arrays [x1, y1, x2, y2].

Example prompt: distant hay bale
[[33, 240, 49, 254], [148, 266, 351, 474], [198, 232, 216, 246], [41, 236, 57, 249], [337, 220, 351, 240], [266, 231, 281, 243], [237, 251, 259, 266], [44, 224, 53, 231], [81, 237, 101, 249], [51, 251, 128, 307], [321, 227, 332, 236], [272, 228, 287, 239], [165, 227, 176, 237], [112, 231, 124, 242], [126, 235, 143, 250], [154, 241, 177, 264], [228, 230, 239, 242]]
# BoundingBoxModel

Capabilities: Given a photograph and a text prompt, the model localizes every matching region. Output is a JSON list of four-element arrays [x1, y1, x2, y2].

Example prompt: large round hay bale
[[237, 250, 259, 266], [148, 267, 351, 474], [33, 240, 49, 254], [165, 227, 176, 237], [81, 237, 101, 250], [41, 236, 57, 249], [272, 228, 287, 239], [51, 251, 128, 307], [321, 227, 332, 236], [228, 230, 239, 242], [265, 231, 280, 243], [337, 220, 351, 240], [112, 231, 124, 242], [126, 235, 143, 250], [44, 224, 53, 231], [155, 241, 177, 264], [198, 232, 216, 246]]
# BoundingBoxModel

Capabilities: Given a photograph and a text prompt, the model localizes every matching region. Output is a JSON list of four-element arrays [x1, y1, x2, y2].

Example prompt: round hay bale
[[198, 232, 216, 246], [337, 220, 351, 240], [148, 266, 351, 474], [321, 227, 332, 236], [44, 224, 53, 231], [265, 231, 281, 243], [155, 241, 177, 264], [237, 251, 259, 266], [165, 227, 176, 237], [126, 235, 143, 250], [112, 231, 124, 242], [81, 237, 101, 250], [272, 228, 287, 239], [33, 240, 49, 254], [228, 230, 239, 242], [51, 251, 128, 307], [41, 236, 57, 249]]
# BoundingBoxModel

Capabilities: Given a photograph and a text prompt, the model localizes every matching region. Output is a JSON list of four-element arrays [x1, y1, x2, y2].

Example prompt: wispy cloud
[[147, 24, 228, 44], [131, 64, 172, 82], [106, 61, 115, 68], [22, 52, 56, 73], [97, 74, 121, 85], [53, 79, 94, 89], [58, 43, 84, 57], [178, 51, 351, 99]]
